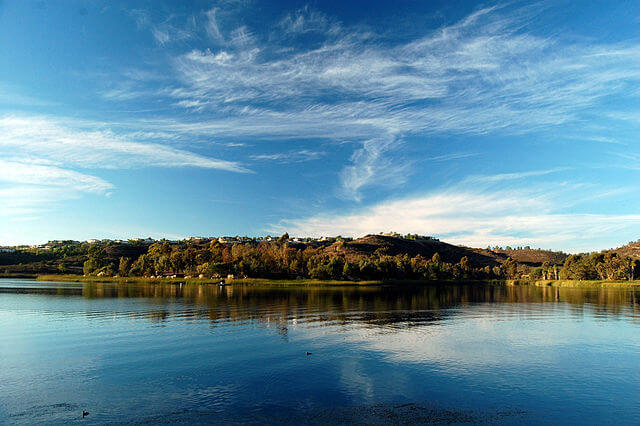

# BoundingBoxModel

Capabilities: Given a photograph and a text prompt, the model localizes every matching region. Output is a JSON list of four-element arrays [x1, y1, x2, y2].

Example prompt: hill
[[474, 247, 568, 267], [609, 240, 640, 259], [321, 235, 566, 268], [0, 234, 570, 279]]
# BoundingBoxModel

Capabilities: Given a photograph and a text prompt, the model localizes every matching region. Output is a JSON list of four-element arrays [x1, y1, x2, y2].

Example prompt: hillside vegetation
[[1, 234, 572, 281], [3, 233, 638, 282]]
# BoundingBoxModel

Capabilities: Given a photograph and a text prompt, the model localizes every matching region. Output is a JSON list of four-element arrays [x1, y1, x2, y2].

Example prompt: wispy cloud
[[130, 9, 195, 46], [0, 114, 250, 220], [134, 3, 640, 199], [0, 159, 113, 218], [0, 115, 250, 173], [250, 149, 325, 163], [0, 159, 113, 193], [339, 134, 410, 201], [428, 153, 479, 162], [463, 168, 571, 184], [277, 6, 341, 36]]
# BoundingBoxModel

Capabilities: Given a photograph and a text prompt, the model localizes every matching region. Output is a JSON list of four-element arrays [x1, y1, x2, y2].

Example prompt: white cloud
[[277, 7, 338, 36], [428, 153, 478, 162], [0, 115, 249, 173], [130, 8, 194, 46], [339, 134, 410, 200], [153, 3, 640, 199], [0, 159, 114, 219], [275, 178, 640, 252], [0, 115, 250, 221], [0, 160, 113, 193], [250, 149, 325, 163], [205, 7, 224, 41], [463, 168, 571, 184]]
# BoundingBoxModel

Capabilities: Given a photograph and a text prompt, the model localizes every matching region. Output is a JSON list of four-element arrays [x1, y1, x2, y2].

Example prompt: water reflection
[[2, 280, 640, 326], [2, 279, 640, 424]]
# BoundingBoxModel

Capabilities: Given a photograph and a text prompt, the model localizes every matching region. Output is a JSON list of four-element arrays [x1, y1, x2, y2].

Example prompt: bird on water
[[82, 411, 89, 418]]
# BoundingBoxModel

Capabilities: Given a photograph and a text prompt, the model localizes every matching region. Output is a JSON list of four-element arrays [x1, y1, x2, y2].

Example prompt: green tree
[[327, 256, 345, 279], [501, 257, 518, 279], [83, 245, 106, 275], [342, 261, 359, 279], [118, 257, 132, 277]]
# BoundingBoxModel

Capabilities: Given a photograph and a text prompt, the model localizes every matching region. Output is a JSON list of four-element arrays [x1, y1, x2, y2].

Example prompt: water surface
[[1, 279, 640, 424]]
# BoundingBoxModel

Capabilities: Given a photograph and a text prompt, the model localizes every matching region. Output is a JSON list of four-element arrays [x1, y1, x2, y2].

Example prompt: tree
[[148, 242, 171, 257], [343, 261, 359, 280], [541, 262, 551, 280], [327, 256, 345, 279], [277, 233, 290, 245], [118, 257, 132, 277], [501, 257, 518, 279], [83, 245, 106, 275], [459, 256, 470, 271], [630, 259, 638, 281]]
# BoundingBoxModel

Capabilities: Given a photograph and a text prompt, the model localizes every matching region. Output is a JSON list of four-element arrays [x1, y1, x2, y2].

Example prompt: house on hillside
[[218, 237, 239, 244]]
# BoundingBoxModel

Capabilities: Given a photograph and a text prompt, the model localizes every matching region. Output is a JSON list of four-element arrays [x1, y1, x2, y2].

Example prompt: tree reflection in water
[[4, 281, 637, 327]]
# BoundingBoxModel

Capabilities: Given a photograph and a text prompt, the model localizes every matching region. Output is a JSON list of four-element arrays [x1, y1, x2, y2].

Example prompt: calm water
[[1, 279, 640, 424]]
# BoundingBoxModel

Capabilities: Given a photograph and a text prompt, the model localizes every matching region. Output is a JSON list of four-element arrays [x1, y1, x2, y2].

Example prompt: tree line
[[4, 235, 637, 282], [83, 240, 639, 282], [83, 240, 512, 281]]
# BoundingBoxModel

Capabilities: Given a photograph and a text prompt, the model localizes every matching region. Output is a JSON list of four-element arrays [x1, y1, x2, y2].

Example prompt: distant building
[[382, 232, 402, 237], [218, 237, 240, 244], [187, 236, 206, 242]]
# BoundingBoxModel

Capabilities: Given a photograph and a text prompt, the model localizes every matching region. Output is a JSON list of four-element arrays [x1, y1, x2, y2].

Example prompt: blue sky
[[0, 0, 639, 251]]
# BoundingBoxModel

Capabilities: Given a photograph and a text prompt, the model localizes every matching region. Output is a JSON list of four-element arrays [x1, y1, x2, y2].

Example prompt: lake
[[1, 279, 640, 424]]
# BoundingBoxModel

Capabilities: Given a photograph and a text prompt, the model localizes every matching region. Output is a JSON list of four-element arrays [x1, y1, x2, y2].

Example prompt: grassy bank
[[36, 275, 505, 286], [32, 275, 640, 288], [0, 273, 38, 279], [532, 280, 640, 288], [36, 274, 382, 286]]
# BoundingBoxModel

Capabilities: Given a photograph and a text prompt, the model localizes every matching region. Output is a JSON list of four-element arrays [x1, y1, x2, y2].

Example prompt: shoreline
[[34, 274, 383, 286], [12, 274, 640, 288], [531, 279, 640, 288]]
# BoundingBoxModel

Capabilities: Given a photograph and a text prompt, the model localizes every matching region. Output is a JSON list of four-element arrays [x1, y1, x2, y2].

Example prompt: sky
[[0, 0, 639, 252]]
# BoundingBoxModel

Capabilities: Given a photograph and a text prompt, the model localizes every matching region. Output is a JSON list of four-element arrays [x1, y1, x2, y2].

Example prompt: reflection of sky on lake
[[2, 280, 640, 424]]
